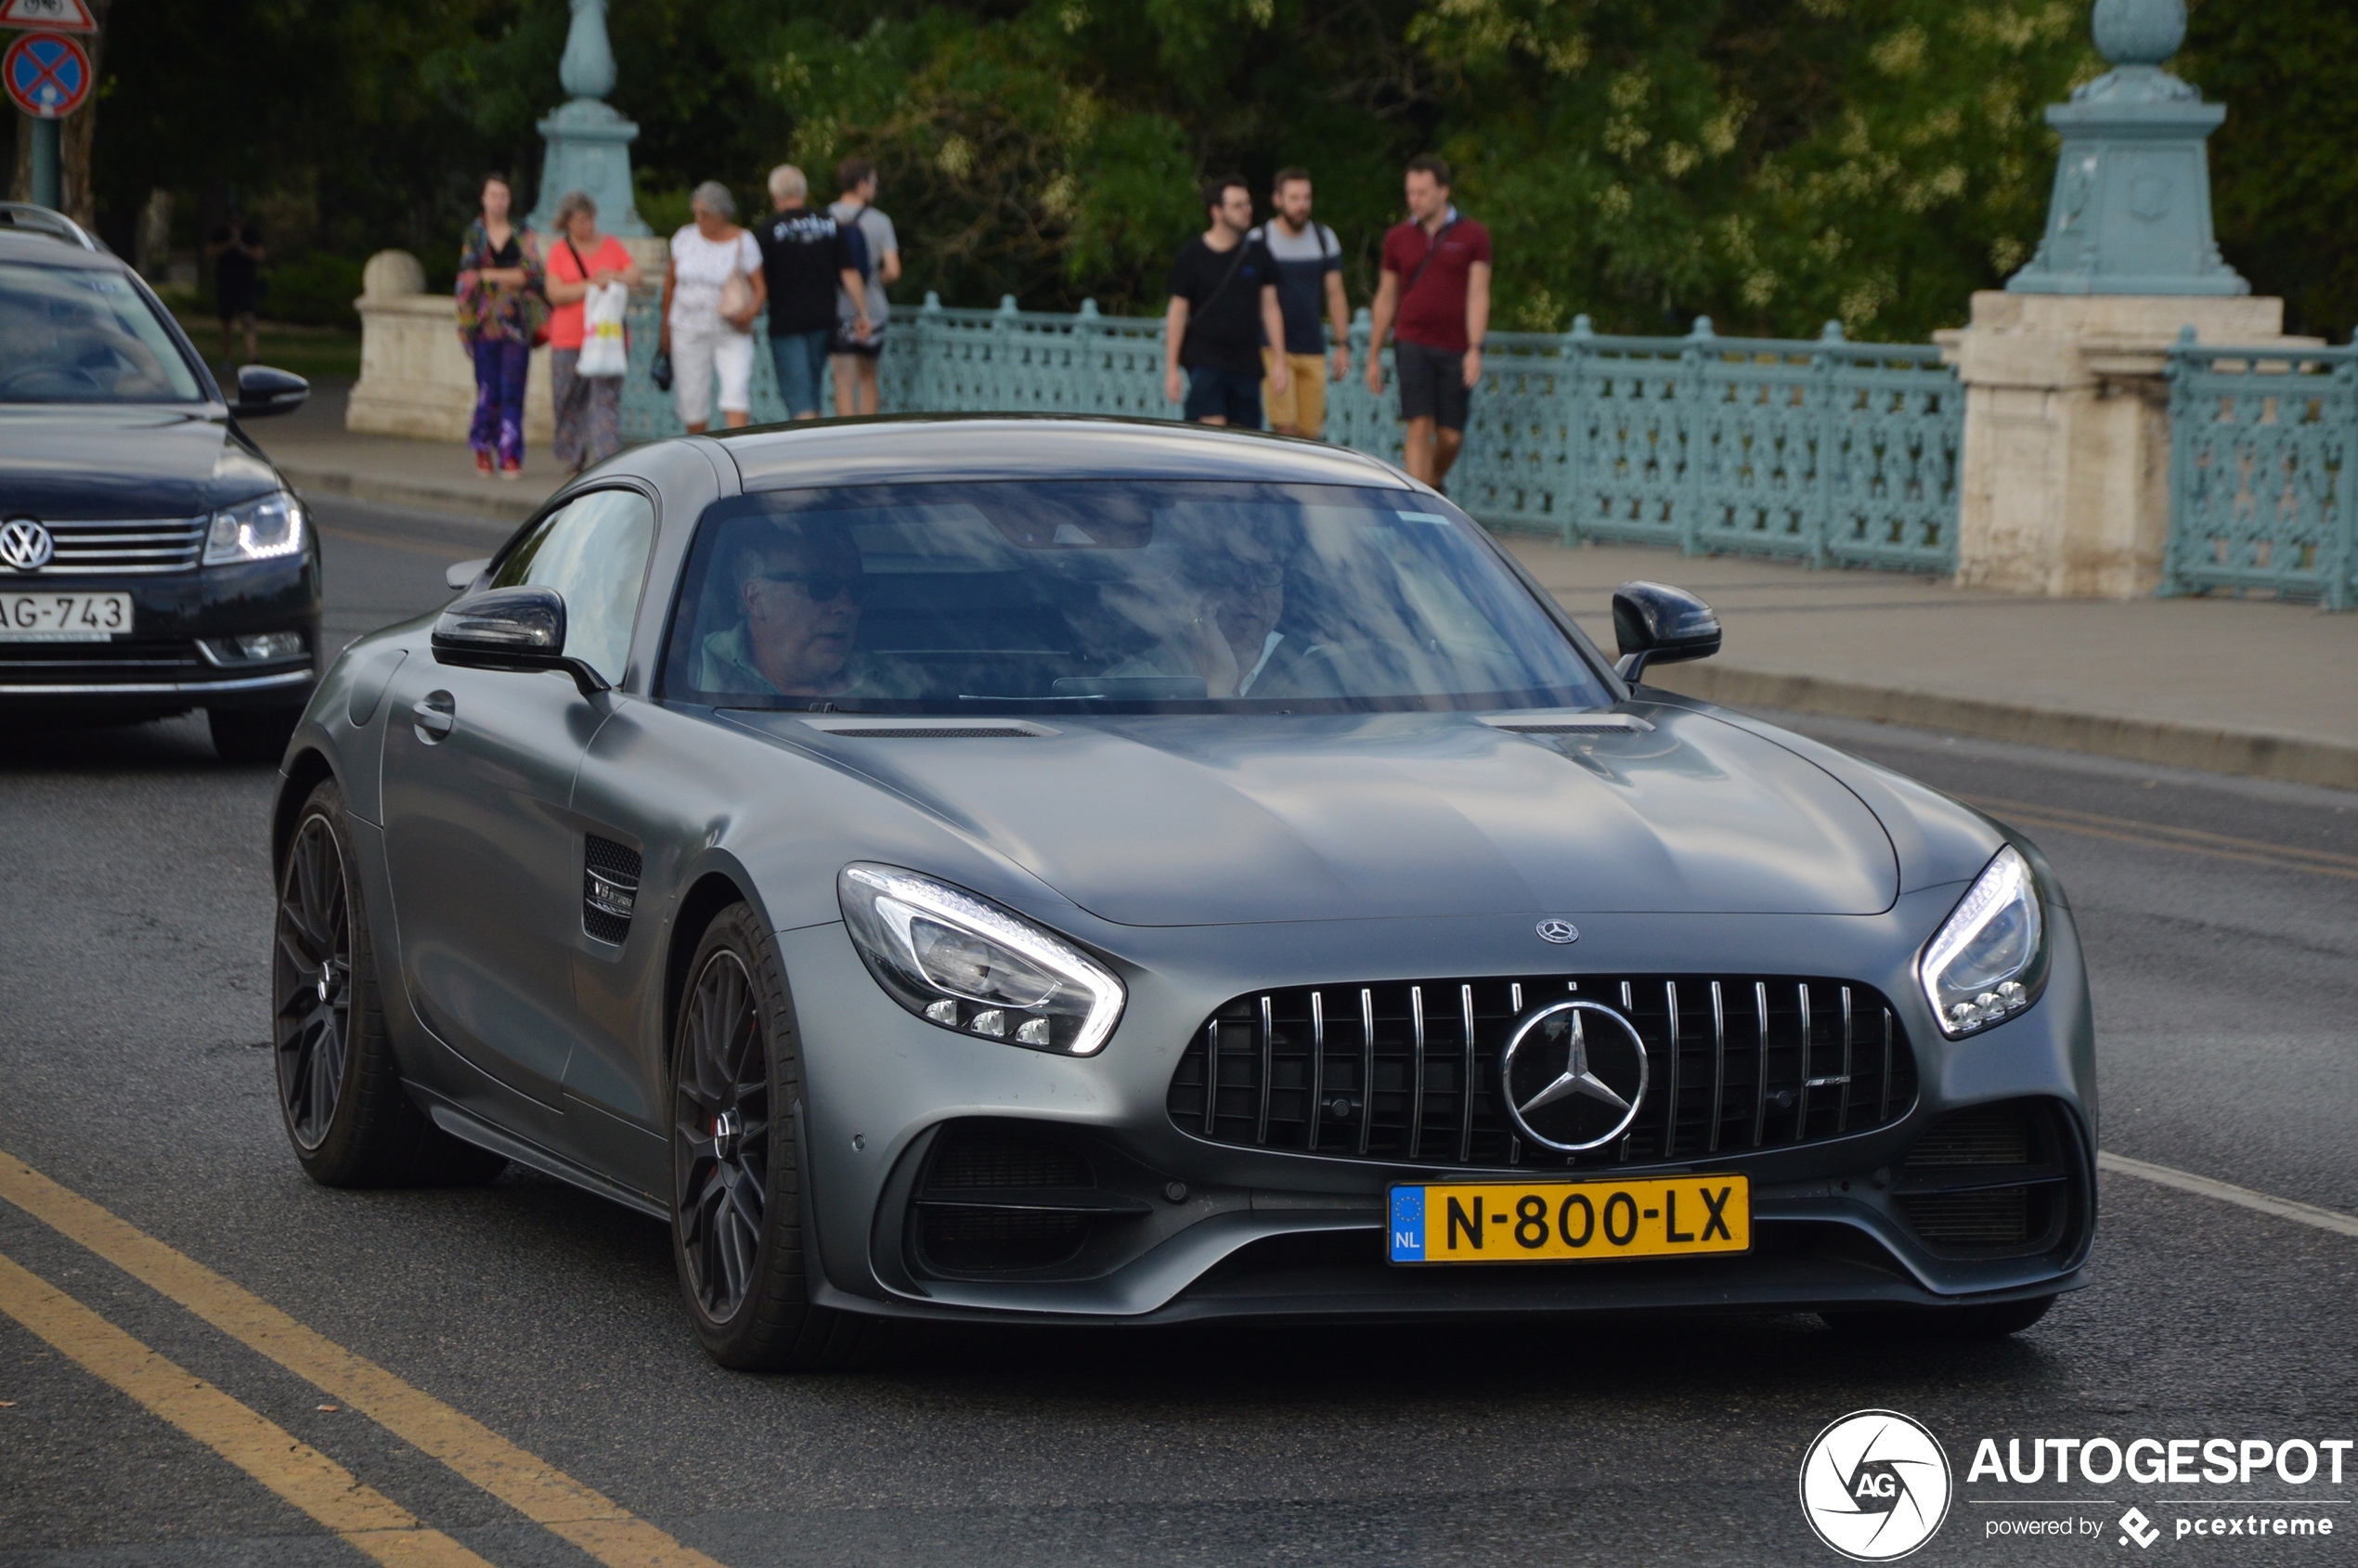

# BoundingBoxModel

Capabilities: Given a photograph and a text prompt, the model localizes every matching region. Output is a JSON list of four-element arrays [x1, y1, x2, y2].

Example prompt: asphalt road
[[2, 499, 2353, 1566]]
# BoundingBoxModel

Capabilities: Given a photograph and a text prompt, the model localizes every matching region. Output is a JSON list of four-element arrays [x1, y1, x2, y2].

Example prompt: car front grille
[[15, 517, 210, 575], [1166, 975, 1918, 1171]]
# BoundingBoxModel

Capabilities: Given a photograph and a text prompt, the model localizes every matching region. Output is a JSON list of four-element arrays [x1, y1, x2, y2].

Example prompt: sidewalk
[[254, 382, 2358, 791], [256, 377, 562, 525]]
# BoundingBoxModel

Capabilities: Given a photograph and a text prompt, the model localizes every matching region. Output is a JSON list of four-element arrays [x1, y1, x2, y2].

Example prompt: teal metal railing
[[622, 293, 1963, 572], [2165, 329, 2358, 609]]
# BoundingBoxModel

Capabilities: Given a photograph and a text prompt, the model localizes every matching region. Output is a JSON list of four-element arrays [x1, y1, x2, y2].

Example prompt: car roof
[[714, 414, 1416, 492], [0, 227, 121, 269]]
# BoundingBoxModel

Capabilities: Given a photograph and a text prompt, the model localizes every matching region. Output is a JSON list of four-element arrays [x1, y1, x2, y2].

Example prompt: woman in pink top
[[543, 190, 643, 475]]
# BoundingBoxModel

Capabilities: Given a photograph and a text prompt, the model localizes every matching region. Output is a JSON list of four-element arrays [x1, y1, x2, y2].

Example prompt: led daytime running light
[[1919, 845, 2043, 1037]]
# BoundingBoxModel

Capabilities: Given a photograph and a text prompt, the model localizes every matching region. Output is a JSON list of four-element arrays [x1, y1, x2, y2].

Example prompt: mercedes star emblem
[[1499, 1000, 1649, 1152], [0, 518, 55, 572], [1535, 918, 1579, 944]]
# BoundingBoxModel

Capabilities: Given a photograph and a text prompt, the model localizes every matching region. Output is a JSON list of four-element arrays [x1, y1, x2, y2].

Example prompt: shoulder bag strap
[[1401, 216, 1458, 298]]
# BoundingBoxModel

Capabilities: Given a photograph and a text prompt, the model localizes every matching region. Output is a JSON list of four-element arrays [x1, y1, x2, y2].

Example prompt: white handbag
[[577, 282, 629, 378]]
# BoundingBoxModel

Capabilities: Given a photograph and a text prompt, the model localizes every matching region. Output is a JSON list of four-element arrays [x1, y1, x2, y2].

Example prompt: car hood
[[0, 406, 279, 519], [735, 706, 1898, 926]]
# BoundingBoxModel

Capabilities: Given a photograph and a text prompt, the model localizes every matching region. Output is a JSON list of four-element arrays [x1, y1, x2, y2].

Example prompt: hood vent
[[798, 716, 1056, 740], [1482, 712, 1654, 736]]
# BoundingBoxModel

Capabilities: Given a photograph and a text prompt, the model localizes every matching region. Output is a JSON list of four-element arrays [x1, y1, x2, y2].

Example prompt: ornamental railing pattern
[[2165, 331, 2358, 609], [621, 294, 1963, 573]]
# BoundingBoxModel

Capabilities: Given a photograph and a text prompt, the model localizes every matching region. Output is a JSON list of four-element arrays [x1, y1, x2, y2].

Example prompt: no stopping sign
[[4, 32, 91, 120]]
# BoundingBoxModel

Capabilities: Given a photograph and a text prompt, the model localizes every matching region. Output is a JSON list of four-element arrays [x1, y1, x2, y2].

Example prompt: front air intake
[[1897, 1099, 2080, 1255]]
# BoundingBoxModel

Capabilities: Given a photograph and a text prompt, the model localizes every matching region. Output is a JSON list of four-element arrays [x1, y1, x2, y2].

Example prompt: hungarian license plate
[[1388, 1174, 1750, 1264], [0, 591, 132, 641]]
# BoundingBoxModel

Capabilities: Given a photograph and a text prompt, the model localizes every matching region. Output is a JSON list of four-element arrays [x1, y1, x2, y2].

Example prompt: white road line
[[2098, 1150, 2358, 1239]]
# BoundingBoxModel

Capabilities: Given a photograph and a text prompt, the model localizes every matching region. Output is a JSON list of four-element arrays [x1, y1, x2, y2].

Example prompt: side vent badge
[[583, 836, 641, 944]]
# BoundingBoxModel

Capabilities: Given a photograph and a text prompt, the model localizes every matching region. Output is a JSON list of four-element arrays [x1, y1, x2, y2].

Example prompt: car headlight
[[1919, 845, 2044, 1037], [837, 863, 1125, 1056], [204, 491, 304, 566]]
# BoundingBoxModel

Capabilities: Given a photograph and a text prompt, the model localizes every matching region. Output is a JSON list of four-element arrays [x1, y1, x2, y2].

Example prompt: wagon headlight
[[204, 490, 304, 565], [1919, 845, 2044, 1037], [837, 863, 1124, 1056]]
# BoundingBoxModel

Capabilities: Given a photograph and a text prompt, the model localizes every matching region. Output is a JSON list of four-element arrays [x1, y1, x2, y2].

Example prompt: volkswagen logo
[[1498, 1000, 1648, 1152], [1535, 918, 1579, 945], [0, 518, 55, 572]]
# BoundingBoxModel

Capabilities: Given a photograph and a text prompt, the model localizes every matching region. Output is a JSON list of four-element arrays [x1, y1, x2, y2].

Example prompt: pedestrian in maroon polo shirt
[[1365, 155, 1492, 489]]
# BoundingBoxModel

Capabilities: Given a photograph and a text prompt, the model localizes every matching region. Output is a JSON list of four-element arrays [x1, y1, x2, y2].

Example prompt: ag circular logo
[[1798, 1409, 1951, 1561]]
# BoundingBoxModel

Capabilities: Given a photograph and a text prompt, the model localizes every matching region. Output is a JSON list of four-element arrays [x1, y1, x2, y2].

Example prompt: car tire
[[668, 901, 892, 1371], [211, 706, 301, 765], [273, 777, 510, 1187], [1821, 1293, 2055, 1341]]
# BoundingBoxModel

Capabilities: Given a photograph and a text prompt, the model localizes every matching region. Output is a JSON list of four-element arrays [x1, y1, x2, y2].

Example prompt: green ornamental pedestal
[[2006, 0, 2244, 296], [525, 0, 650, 238]]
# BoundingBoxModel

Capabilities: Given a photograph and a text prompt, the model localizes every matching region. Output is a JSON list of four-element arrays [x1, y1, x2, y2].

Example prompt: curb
[[1650, 663, 2358, 793], [278, 463, 550, 527]]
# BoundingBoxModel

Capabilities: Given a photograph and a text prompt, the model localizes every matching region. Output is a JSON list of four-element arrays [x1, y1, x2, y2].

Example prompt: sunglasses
[[757, 571, 874, 605]]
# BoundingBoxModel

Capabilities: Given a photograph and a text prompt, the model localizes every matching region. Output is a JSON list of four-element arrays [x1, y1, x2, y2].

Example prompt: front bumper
[[779, 888, 2098, 1326], [0, 553, 320, 716]]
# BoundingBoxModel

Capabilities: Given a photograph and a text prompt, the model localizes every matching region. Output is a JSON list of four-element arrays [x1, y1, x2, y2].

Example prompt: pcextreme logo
[[1800, 1409, 1954, 1561]]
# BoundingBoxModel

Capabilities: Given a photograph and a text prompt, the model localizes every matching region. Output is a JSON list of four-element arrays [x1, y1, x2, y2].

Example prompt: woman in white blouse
[[660, 181, 766, 433]]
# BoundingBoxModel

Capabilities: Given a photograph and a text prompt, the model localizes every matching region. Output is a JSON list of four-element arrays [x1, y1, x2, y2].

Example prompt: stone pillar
[[1946, 0, 2318, 598], [347, 250, 553, 443]]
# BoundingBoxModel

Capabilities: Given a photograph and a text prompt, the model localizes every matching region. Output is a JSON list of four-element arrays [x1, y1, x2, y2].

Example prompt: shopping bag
[[577, 282, 629, 378]]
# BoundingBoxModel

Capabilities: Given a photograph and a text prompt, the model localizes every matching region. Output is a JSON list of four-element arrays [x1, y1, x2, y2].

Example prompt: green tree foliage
[[2182, 0, 2358, 340], [88, 0, 2347, 341]]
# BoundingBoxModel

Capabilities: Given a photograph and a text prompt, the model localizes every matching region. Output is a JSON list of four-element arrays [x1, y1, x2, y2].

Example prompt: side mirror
[[445, 557, 490, 593], [430, 586, 609, 698], [1611, 581, 1721, 685], [227, 364, 309, 420]]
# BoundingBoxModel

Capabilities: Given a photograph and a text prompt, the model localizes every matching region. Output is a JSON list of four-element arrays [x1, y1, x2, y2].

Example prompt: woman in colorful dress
[[455, 174, 547, 479]]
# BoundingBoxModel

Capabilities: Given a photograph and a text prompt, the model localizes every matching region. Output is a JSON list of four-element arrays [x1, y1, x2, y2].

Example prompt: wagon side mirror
[[1611, 581, 1721, 686], [430, 586, 608, 698], [227, 364, 309, 419]]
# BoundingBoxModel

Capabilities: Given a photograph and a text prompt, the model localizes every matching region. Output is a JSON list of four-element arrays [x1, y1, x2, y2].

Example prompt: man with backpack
[[1255, 167, 1351, 439], [1365, 154, 1492, 488], [1163, 175, 1289, 429]]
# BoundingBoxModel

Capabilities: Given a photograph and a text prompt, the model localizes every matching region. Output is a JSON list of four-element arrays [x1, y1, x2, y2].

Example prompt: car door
[[379, 487, 656, 1113]]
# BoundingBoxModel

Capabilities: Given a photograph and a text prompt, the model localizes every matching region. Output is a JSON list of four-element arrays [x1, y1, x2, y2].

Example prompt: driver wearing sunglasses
[[693, 519, 921, 699]]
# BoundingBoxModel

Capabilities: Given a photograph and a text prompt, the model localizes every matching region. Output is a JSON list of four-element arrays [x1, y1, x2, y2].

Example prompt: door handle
[[411, 691, 456, 744]]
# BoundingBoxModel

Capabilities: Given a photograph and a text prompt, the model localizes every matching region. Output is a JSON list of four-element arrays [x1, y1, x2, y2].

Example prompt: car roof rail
[[0, 201, 107, 253]]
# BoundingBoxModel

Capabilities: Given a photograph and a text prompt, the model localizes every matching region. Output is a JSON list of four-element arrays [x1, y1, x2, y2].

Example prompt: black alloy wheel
[[270, 778, 508, 1187], [275, 810, 352, 1150], [667, 901, 891, 1370], [675, 946, 772, 1323]]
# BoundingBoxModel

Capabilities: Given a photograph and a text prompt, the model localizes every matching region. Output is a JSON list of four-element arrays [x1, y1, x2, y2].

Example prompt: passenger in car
[[693, 519, 924, 700], [1104, 526, 1298, 697]]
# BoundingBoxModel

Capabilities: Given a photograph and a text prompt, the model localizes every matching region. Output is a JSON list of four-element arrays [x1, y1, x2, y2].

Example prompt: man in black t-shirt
[[1162, 175, 1288, 428], [755, 164, 870, 420]]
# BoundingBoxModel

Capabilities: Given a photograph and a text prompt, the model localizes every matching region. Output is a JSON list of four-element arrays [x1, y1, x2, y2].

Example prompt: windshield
[[660, 481, 1611, 714], [0, 261, 202, 404]]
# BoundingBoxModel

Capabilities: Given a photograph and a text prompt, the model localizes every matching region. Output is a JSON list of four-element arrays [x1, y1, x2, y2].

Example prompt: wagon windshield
[[660, 481, 1611, 714]]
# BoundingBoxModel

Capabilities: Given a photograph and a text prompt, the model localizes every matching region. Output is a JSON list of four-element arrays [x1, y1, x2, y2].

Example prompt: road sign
[[0, 0, 97, 32], [4, 31, 89, 119]]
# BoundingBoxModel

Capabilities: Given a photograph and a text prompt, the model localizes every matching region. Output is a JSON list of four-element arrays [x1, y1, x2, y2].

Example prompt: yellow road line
[[0, 1250, 494, 1568], [1963, 795, 2358, 884], [0, 1153, 727, 1568]]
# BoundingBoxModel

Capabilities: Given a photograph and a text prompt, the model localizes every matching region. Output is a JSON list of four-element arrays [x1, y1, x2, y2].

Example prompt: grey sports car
[[269, 418, 2093, 1369]]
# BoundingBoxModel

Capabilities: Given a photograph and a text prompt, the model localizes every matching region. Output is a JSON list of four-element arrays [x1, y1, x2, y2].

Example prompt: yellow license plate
[[1388, 1174, 1750, 1264]]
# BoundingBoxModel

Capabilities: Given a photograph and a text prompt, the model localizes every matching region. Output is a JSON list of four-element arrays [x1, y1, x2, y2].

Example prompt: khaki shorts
[[1262, 350, 1329, 438]]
